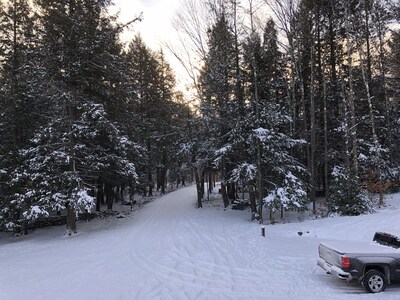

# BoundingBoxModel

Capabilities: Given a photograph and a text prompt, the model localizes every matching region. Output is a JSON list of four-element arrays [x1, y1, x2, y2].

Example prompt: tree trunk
[[221, 181, 229, 208], [96, 179, 103, 212], [161, 148, 167, 194], [64, 0, 79, 235], [355, 39, 384, 205], [160, 168, 166, 194], [310, 45, 317, 213], [120, 184, 124, 201], [345, 4, 359, 177], [233, 0, 244, 116], [298, 62, 311, 194], [194, 167, 203, 208], [66, 202, 77, 235], [339, 64, 352, 176], [322, 68, 329, 202], [227, 182, 236, 203], [105, 182, 114, 210], [364, 0, 372, 83], [208, 173, 213, 194], [12, 209, 21, 235], [249, 185, 257, 221], [147, 140, 153, 196], [256, 156, 263, 223], [221, 163, 229, 208], [248, 0, 264, 223], [147, 170, 153, 196], [200, 170, 205, 199], [376, 9, 393, 163], [156, 167, 161, 191]]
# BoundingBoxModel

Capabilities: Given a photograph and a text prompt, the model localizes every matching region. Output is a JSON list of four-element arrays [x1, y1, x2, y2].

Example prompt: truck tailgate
[[319, 242, 342, 267]]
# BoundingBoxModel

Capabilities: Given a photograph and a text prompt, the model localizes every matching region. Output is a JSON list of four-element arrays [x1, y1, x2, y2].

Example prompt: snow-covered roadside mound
[[1, 186, 399, 300]]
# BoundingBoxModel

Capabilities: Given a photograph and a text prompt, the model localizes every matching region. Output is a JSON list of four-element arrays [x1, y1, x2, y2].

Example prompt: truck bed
[[320, 240, 400, 256]]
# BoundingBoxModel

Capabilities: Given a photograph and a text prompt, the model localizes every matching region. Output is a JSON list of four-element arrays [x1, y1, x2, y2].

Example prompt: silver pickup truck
[[317, 232, 400, 293]]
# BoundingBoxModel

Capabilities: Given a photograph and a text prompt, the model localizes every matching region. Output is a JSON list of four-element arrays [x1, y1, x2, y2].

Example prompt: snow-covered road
[[1, 186, 399, 299]]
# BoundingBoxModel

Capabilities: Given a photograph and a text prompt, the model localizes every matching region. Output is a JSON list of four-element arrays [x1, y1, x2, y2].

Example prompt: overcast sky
[[114, 0, 180, 48], [112, 0, 190, 89]]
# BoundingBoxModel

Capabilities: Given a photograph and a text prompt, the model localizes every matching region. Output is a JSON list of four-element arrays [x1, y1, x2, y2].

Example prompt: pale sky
[[113, 0, 180, 50], [111, 0, 191, 90]]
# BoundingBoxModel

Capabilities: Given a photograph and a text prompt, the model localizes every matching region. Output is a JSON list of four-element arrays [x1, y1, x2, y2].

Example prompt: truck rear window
[[373, 232, 400, 249]]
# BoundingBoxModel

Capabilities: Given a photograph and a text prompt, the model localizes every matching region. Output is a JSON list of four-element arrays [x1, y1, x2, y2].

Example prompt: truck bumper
[[317, 257, 352, 281]]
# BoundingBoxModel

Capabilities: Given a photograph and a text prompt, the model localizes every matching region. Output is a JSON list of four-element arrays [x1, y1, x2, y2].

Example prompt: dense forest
[[0, 0, 399, 234]]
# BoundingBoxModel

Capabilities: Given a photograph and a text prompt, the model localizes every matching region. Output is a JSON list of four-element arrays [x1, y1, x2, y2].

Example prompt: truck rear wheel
[[363, 270, 386, 293]]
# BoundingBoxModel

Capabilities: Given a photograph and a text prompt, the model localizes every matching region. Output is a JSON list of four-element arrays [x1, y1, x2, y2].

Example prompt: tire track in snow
[[181, 216, 267, 280], [125, 188, 269, 298], [125, 187, 221, 299], [181, 214, 319, 298], [128, 202, 291, 298], [125, 186, 380, 299]]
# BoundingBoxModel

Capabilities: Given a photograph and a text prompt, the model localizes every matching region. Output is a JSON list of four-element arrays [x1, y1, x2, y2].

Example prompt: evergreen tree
[[125, 36, 182, 197], [327, 166, 373, 216], [125, 35, 163, 196], [0, 0, 43, 232], [153, 50, 179, 194], [11, 0, 139, 234], [200, 13, 237, 208], [261, 18, 286, 105]]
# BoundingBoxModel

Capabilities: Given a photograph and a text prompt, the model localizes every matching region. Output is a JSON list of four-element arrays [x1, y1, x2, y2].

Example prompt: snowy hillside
[[1, 186, 400, 300]]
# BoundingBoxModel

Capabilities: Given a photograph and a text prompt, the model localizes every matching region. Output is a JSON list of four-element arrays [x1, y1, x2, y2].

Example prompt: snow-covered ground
[[1, 186, 400, 300]]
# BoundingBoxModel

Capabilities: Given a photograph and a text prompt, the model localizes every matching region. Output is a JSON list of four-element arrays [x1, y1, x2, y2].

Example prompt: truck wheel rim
[[368, 275, 384, 292]]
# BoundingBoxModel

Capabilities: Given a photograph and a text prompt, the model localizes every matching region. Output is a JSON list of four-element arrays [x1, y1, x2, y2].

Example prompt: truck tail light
[[341, 256, 350, 268]]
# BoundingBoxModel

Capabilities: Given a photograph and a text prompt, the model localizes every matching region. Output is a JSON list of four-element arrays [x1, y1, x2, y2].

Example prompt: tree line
[[173, 0, 400, 222], [0, 0, 192, 234], [1, 0, 399, 234]]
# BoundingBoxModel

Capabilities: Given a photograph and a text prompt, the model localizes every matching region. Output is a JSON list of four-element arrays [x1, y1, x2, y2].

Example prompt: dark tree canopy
[[0, 0, 399, 234]]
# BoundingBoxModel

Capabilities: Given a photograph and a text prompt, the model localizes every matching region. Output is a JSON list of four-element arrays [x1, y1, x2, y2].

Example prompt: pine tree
[[124, 36, 182, 197], [200, 13, 237, 208], [234, 10, 306, 222], [0, 0, 43, 233], [13, 0, 139, 234], [387, 8, 400, 188], [125, 35, 162, 196], [153, 50, 179, 194]]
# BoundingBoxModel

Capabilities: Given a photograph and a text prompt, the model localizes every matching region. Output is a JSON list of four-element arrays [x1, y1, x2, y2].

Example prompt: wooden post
[[261, 226, 266, 237]]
